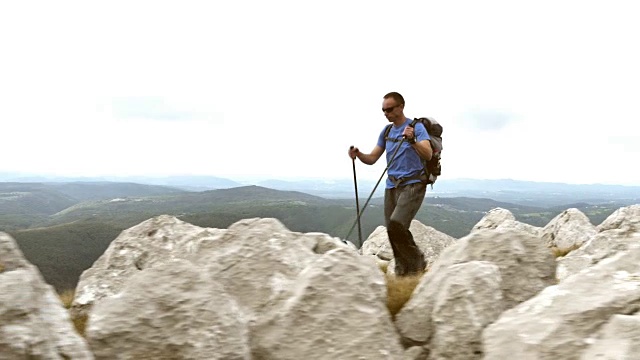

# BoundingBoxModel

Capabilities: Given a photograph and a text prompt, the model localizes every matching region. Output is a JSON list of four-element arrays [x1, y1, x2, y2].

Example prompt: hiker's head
[[382, 92, 405, 122]]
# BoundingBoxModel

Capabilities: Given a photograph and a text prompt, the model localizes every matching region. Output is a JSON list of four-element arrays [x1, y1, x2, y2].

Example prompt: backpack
[[383, 117, 443, 186]]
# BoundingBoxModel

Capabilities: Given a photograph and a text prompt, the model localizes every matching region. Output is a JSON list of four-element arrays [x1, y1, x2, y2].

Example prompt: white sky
[[1, 0, 639, 185]]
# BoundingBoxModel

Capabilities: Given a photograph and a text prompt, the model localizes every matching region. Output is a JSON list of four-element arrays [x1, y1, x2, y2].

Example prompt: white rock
[[0, 232, 93, 359], [250, 247, 404, 359]]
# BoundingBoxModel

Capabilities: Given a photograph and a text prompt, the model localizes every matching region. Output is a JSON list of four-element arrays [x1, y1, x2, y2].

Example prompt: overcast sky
[[1, 0, 639, 185]]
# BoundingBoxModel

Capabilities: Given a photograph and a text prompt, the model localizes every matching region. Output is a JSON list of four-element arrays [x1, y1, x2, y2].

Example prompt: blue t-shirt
[[377, 118, 430, 189]]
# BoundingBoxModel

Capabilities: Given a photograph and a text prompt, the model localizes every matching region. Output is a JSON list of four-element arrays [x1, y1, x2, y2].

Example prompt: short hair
[[383, 92, 405, 106]]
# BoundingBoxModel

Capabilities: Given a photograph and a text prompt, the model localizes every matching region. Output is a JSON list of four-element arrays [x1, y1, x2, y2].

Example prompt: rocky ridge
[[1, 205, 639, 359]]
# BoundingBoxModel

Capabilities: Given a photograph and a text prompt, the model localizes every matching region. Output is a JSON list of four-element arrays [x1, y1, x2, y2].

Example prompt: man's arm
[[403, 123, 433, 161], [349, 145, 384, 165], [411, 140, 432, 161]]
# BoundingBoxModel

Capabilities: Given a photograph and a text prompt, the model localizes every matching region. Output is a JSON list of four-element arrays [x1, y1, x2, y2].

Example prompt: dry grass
[[551, 243, 582, 258], [0, 262, 4, 273], [57, 289, 88, 337], [378, 261, 389, 274], [71, 314, 89, 337], [59, 289, 75, 308], [385, 271, 426, 318]]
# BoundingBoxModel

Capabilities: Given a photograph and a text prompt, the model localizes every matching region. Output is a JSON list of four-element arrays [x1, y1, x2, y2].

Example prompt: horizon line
[[1, 172, 640, 188]]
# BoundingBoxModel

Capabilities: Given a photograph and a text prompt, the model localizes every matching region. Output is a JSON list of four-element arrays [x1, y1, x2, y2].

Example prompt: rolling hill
[[0, 181, 186, 231]]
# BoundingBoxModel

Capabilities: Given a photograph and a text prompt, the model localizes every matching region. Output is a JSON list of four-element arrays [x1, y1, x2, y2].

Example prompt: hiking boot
[[394, 260, 407, 276], [403, 253, 426, 276]]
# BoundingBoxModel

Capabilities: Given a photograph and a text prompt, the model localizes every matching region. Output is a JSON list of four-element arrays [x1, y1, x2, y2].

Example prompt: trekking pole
[[345, 137, 407, 244], [350, 146, 363, 246]]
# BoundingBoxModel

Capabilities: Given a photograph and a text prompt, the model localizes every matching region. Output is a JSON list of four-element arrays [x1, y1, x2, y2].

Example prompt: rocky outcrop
[[0, 232, 93, 359], [541, 208, 597, 250], [249, 247, 403, 359], [580, 311, 640, 359], [597, 204, 640, 234], [394, 228, 556, 358], [72, 216, 350, 321], [472, 207, 515, 229], [71, 215, 224, 318], [482, 246, 640, 360], [557, 205, 640, 280], [360, 225, 394, 261], [472, 207, 542, 237], [192, 218, 350, 319], [86, 259, 250, 360], [422, 261, 503, 359], [4, 203, 640, 359], [77, 218, 394, 359]]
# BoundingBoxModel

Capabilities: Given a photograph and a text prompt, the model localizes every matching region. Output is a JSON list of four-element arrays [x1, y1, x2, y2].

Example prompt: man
[[348, 92, 432, 276]]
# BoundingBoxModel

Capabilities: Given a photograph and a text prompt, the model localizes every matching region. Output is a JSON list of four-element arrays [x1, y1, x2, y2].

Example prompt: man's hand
[[402, 125, 415, 140], [348, 146, 359, 159]]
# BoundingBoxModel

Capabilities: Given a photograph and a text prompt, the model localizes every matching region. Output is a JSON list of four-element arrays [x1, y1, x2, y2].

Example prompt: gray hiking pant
[[384, 182, 427, 276]]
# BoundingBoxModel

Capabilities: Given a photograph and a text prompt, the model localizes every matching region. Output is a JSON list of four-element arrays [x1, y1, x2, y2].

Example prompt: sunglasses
[[382, 104, 401, 113]]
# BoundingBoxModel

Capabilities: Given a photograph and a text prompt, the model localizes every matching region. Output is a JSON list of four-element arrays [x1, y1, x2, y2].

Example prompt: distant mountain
[[0, 183, 77, 216], [257, 178, 386, 199], [438, 179, 640, 207], [0, 182, 187, 232], [0, 173, 118, 183], [45, 185, 336, 226], [256, 178, 640, 207], [48, 181, 186, 201], [0, 173, 242, 191], [434, 178, 640, 195], [429, 196, 544, 213], [114, 175, 243, 191], [0, 181, 185, 204], [2, 172, 639, 206]]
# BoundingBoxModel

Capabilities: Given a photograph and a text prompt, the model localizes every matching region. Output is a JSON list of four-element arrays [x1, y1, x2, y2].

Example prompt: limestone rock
[[403, 346, 427, 360], [482, 246, 640, 360], [473, 208, 542, 237], [429, 228, 555, 309], [581, 312, 640, 359], [597, 204, 640, 234], [542, 208, 597, 250], [250, 247, 404, 360], [193, 218, 327, 319], [74, 215, 352, 324], [556, 231, 640, 281], [472, 208, 516, 230], [429, 261, 503, 360], [86, 259, 250, 360], [361, 225, 394, 260], [297, 231, 355, 255], [396, 228, 556, 348], [0, 232, 93, 359], [557, 205, 640, 281], [72, 215, 224, 318], [393, 261, 503, 358]]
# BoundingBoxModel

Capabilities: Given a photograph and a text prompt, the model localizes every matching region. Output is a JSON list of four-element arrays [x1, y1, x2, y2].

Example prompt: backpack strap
[[411, 118, 431, 182], [383, 124, 393, 140], [384, 124, 407, 143], [384, 119, 423, 140], [384, 120, 421, 142]]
